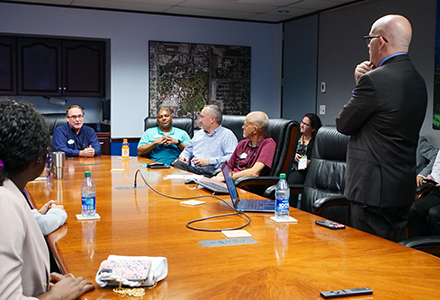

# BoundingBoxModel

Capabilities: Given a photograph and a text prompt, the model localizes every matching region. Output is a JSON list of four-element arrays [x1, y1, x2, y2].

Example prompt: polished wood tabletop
[[26, 155, 440, 300]]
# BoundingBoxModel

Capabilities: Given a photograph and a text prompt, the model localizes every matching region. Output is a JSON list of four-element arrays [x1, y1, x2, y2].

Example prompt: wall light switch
[[321, 82, 326, 93], [320, 105, 326, 115]]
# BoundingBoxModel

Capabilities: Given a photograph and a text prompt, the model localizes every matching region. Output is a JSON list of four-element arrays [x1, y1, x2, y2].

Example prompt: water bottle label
[[275, 199, 289, 211], [122, 149, 129, 157], [82, 196, 96, 210]]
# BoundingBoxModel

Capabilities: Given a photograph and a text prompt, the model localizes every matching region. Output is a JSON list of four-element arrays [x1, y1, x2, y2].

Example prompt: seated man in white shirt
[[173, 105, 238, 176]]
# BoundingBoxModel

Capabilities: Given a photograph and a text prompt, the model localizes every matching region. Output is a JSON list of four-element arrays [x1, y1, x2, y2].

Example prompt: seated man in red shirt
[[213, 111, 276, 182]]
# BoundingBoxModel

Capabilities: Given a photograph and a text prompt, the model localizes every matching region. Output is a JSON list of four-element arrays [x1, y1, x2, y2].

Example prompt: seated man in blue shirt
[[53, 105, 101, 157], [173, 104, 238, 176], [137, 109, 191, 165]]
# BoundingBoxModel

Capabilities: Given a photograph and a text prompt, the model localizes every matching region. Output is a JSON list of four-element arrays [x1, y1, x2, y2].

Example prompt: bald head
[[247, 111, 269, 132], [371, 14, 412, 52]]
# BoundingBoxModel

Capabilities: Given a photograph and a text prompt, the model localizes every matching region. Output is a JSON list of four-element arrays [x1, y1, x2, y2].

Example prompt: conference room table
[[25, 155, 440, 299]]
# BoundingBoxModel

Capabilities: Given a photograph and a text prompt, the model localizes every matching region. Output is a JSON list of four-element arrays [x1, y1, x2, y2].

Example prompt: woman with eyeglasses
[[0, 100, 94, 299], [288, 113, 322, 208]]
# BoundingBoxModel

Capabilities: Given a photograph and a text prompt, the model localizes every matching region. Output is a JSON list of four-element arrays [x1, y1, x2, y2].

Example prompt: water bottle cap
[[279, 173, 286, 179], [123, 139, 128, 142], [85, 171, 91, 177]]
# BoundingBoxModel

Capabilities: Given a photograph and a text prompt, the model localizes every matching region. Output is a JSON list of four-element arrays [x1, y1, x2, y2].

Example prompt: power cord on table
[[134, 169, 251, 232]]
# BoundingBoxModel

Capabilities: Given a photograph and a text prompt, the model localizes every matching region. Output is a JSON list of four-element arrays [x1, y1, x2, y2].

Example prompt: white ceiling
[[5, 0, 364, 23]]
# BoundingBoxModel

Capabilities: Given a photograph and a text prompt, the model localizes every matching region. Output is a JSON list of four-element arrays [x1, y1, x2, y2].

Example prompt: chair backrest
[[144, 117, 194, 138], [42, 113, 66, 135], [301, 126, 350, 223], [221, 115, 246, 141], [221, 115, 299, 176], [266, 119, 300, 177]]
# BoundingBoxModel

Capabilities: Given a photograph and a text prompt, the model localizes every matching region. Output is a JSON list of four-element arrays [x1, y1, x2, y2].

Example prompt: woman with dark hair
[[288, 113, 322, 208], [0, 100, 94, 299]]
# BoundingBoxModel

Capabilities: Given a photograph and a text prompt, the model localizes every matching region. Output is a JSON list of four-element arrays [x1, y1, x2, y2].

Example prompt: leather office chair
[[221, 115, 246, 141], [144, 116, 194, 138], [233, 119, 300, 196], [399, 236, 440, 257], [42, 113, 67, 136], [298, 126, 351, 225]]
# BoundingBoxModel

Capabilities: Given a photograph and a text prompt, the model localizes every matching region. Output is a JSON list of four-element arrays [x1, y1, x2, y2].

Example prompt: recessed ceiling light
[[278, 10, 290, 14]]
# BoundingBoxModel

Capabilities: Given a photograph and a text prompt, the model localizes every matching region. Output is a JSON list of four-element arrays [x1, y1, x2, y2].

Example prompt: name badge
[[239, 152, 248, 160], [298, 155, 307, 170], [153, 134, 162, 139], [68, 139, 74, 145]]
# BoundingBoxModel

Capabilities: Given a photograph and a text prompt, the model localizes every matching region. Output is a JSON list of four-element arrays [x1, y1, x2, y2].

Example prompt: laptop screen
[[221, 163, 239, 205]]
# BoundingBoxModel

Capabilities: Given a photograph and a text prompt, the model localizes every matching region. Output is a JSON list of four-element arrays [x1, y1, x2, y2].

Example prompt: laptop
[[221, 163, 275, 213]]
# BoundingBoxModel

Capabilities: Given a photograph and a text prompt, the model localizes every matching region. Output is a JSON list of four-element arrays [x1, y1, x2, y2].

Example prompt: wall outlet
[[320, 105, 326, 115], [321, 82, 326, 93]]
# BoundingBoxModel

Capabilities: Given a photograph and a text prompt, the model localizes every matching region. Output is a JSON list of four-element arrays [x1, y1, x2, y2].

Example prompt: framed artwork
[[149, 41, 251, 122]]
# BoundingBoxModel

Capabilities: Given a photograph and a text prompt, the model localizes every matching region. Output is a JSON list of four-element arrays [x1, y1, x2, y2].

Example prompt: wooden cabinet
[[62, 40, 105, 97], [2, 35, 105, 97], [18, 38, 62, 96], [0, 36, 17, 95], [97, 132, 111, 156]]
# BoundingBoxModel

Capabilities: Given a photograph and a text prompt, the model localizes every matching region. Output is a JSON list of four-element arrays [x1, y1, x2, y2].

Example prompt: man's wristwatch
[[176, 139, 181, 146]]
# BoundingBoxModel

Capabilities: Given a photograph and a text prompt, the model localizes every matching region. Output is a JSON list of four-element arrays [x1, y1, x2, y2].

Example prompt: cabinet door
[[63, 40, 105, 97], [18, 38, 62, 96], [0, 36, 17, 95]]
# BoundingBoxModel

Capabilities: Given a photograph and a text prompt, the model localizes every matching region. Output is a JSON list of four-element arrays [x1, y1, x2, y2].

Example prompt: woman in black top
[[288, 113, 322, 208]]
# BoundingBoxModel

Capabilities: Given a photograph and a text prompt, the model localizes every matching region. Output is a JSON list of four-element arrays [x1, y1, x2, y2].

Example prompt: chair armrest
[[399, 236, 440, 255], [264, 183, 304, 199], [235, 176, 279, 188], [415, 184, 436, 199], [312, 195, 350, 216]]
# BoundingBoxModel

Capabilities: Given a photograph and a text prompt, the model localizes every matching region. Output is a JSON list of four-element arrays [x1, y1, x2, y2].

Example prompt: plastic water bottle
[[275, 173, 290, 219], [81, 171, 96, 217], [122, 139, 130, 159], [96, 119, 101, 133]]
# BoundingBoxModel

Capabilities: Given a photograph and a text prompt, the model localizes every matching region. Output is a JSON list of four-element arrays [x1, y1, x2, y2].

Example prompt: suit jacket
[[0, 179, 50, 299], [416, 136, 438, 177], [336, 55, 427, 207]]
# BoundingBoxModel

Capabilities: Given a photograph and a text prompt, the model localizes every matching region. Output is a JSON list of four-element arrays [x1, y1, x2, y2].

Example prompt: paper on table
[[270, 216, 298, 223], [222, 230, 251, 238], [110, 169, 125, 172], [180, 200, 206, 206], [76, 213, 101, 221]]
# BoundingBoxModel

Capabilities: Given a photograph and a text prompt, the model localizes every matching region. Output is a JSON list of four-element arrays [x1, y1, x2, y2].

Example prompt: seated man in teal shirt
[[137, 110, 191, 165]]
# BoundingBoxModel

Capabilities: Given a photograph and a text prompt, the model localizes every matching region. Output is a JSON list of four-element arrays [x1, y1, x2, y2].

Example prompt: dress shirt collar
[[158, 126, 175, 135], [204, 125, 222, 137], [378, 52, 407, 67]]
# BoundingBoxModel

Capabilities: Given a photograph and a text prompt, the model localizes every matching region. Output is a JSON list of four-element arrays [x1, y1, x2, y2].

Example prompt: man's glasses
[[364, 35, 388, 47], [68, 114, 84, 119]]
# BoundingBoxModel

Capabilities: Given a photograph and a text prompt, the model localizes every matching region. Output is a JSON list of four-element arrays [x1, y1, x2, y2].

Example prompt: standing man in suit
[[336, 15, 427, 242], [53, 105, 101, 157]]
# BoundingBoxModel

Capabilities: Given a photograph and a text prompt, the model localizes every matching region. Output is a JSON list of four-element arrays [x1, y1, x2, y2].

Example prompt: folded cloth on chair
[[95, 255, 168, 288]]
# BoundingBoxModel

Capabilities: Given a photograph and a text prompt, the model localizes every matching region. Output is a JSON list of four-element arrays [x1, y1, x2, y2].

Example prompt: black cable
[[186, 211, 251, 232], [136, 169, 251, 231]]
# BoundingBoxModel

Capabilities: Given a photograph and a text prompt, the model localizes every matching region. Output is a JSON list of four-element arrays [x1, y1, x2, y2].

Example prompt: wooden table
[[26, 156, 440, 299]]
